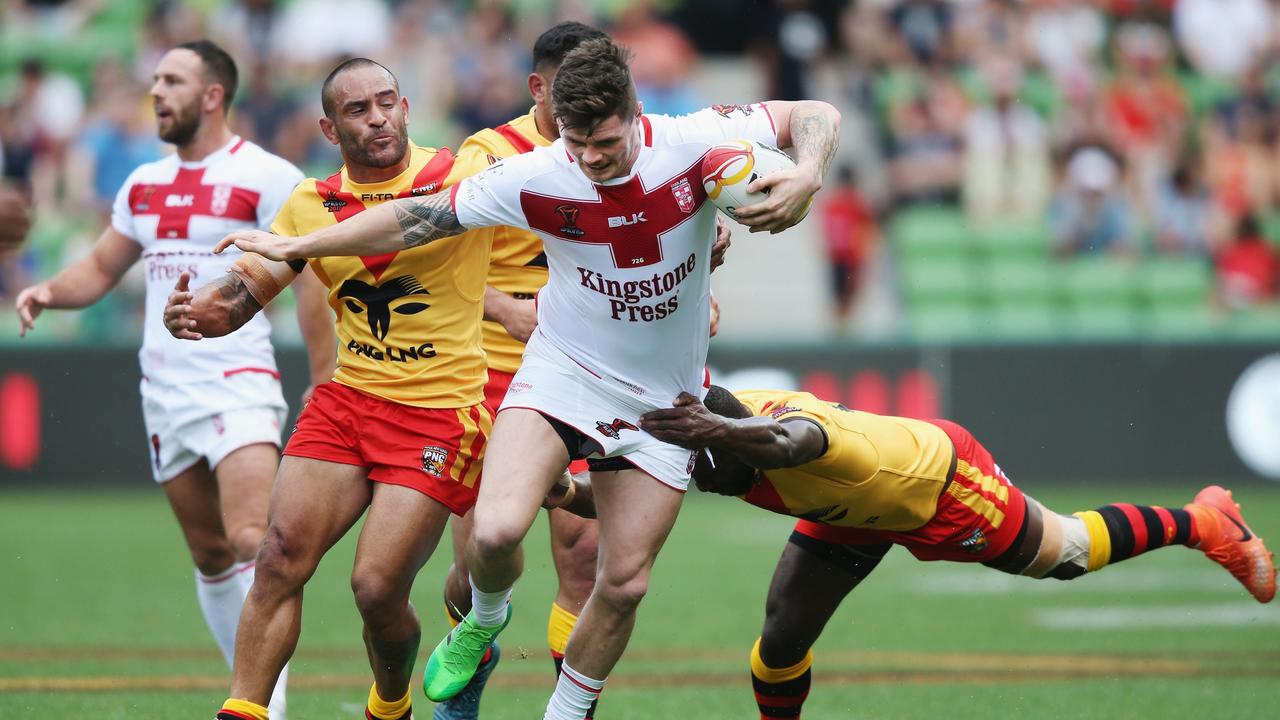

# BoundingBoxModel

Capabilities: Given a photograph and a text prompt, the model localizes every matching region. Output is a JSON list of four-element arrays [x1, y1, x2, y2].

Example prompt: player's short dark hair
[[532, 21, 609, 75], [320, 57, 398, 120], [551, 38, 637, 133], [175, 40, 238, 114], [703, 385, 753, 420]]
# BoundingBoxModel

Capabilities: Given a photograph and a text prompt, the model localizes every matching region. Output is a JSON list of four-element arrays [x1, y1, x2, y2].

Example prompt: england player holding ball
[[216, 37, 839, 720]]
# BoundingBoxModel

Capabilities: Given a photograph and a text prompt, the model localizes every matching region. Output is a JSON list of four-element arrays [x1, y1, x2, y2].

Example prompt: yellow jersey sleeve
[[735, 389, 955, 531], [287, 145, 490, 408], [457, 109, 553, 374]]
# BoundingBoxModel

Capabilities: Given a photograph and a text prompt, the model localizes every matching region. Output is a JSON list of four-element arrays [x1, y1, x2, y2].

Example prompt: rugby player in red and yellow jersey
[[163, 58, 492, 720], [546, 385, 1277, 720]]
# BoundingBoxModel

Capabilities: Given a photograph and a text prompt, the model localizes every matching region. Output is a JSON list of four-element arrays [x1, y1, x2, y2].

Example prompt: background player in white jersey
[[13, 40, 331, 719], [217, 37, 840, 720]]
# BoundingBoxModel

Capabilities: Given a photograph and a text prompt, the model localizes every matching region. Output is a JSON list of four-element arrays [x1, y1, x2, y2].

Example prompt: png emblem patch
[[422, 446, 449, 477]]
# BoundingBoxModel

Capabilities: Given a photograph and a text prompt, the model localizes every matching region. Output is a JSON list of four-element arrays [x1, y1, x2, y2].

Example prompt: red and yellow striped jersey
[[735, 389, 955, 531], [455, 108, 551, 373], [271, 144, 490, 408]]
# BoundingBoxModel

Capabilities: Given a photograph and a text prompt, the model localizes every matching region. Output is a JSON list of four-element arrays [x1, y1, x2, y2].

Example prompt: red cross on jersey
[[450, 105, 778, 402], [110, 135, 304, 386]]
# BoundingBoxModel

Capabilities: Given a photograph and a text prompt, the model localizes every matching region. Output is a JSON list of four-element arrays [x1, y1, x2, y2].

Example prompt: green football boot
[[422, 606, 512, 702]]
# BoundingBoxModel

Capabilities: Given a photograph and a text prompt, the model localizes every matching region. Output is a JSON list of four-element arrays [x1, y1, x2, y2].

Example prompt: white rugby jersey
[[453, 104, 778, 402], [111, 136, 304, 386]]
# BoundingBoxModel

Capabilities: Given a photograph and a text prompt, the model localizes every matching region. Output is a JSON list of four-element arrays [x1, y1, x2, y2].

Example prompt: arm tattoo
[[394, 193, 464, 249], [217, 274, 264, 331], [791, 108, 839, 178]]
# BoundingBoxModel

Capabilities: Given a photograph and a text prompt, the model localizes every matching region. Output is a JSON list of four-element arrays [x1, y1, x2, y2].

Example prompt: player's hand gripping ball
[[701, 140, 802, 222]]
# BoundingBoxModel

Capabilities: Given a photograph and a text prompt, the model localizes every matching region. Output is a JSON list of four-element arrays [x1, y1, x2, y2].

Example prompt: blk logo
[[555, 204, 586, 237], [595, 418, 638, 440], [608, 212, 646, 228], [338, 275, 430, 340]]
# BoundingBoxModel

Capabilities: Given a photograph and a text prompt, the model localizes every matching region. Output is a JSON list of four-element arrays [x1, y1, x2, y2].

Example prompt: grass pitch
[[2, 480, 1278, 718]]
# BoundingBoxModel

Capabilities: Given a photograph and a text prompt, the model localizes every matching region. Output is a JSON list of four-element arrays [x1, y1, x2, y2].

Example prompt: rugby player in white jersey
[[217, 37, 839, 720], [14, 41, 332, 719]]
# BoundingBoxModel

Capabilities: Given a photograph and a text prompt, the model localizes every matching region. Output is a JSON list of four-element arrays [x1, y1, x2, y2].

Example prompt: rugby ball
[[701, 139, 797, 221]]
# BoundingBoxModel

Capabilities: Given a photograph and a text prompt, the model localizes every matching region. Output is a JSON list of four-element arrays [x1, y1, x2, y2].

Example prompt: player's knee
[[225, 522, 267, 563], [593, 572, 649, 616], [350, 568, 410, 620], [253, 525, 313, 592], [471, 523, 524, 560]]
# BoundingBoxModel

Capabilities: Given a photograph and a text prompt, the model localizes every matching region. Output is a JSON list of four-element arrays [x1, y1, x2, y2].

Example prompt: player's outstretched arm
[[215, 192, 466, 261], [640, 392, 826, 469], [735, 100, 841, 234], [15, 226, 141, 337], [164, 253, 299, 339]]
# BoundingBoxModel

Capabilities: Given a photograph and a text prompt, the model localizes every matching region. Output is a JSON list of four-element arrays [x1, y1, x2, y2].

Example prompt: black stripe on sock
[[1137, 505, 1167, 551], [1097, 505, 1135, 560], [1171, 508, 1192, 545], [752, 672, 811, 698], [553, 655, 564, 678], [760, 705, 803, 719]]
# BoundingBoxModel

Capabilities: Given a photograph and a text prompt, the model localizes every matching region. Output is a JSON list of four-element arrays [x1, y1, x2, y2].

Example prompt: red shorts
[[485, 369, 589, 475], [795, 419, 1027, 563], [284, 382, 492, 515]]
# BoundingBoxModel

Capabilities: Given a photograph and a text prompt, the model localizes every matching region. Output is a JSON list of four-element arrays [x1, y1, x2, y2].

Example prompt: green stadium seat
[[1261, 211, 1280, 250], [989, 301, 1061, 340], [1139, 256, 1213, 307], [1227, 306, 1280, 339], [1141, 305, 1221, 340], [1061, 256, 1139, 305], [973, 221, 1050, 260], [908, 302, 984, 342], [984, 256, 1056, 305], [891, 206, 974, 262], [1062, 303, 1141, 339], [900, 256, 979, 306]]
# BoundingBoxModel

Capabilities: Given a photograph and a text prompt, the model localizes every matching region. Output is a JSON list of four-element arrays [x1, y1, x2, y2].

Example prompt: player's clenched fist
[[164, 272, 202, 340], [215, 229, 303, 261]]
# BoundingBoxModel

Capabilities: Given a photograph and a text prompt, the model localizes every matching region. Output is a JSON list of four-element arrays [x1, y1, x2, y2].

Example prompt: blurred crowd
[[819, 0, 1280, 319], [2, 0, 1279, 343]]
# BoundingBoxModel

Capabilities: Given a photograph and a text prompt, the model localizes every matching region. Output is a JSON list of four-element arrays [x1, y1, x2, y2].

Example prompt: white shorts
[[500, 332, 702, 491], [140, 372, 288, 483]]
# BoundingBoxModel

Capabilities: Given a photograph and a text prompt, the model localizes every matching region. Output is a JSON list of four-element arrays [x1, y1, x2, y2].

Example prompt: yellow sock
[[1073, 510, 1112, 572], [366, 683, 411, 720], [218, 698, 269, 720], [548, 601, 578, 657], [749, 636, 812, 683]]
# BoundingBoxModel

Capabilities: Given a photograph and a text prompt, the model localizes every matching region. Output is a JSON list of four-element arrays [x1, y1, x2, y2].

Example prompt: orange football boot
[[1185, 485, 1276, 603]]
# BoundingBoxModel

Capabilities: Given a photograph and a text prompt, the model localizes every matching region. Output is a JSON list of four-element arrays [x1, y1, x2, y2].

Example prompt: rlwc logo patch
[[672, 178, 695, 213], [766, 404, 802, 419], [323, 191, 348, 213], [422, 446, 449, 477], [595, 418, 638, 440], [555, 204, 586, 237]]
